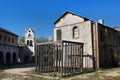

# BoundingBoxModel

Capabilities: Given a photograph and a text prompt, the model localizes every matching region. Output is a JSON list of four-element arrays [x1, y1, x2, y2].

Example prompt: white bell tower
[[25, 28, 35, 56]]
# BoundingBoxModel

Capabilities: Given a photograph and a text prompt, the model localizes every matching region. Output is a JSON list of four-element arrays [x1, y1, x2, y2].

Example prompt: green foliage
[[19, 36, 25, 44], [19, 36, 49, 45], [35, 37, 48, 43], [114, 49, 120, 61]]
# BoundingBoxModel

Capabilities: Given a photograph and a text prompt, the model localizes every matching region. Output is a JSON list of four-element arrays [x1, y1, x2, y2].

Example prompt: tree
[[35, 37, 48, 43], [19, 36, 25, 44], [19, 36, 51, 44]]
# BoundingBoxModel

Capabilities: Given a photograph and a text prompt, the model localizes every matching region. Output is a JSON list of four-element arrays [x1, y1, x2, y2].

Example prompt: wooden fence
[[35, 40, 95, 77]]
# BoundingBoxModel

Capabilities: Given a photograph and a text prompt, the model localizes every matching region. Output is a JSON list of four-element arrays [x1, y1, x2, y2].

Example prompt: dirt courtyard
[[0, 64, 120, 80]]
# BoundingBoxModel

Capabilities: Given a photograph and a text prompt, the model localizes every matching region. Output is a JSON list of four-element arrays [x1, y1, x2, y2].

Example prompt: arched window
[[27, 40, 29, 45], [30, 40, 33, 46], [28, 34, 31, 38], [73, 26, 79, 38]]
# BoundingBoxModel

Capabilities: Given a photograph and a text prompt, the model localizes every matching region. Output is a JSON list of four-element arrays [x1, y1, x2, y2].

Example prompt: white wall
[[54, 21, 93, 55], [56, 13, 85, 27], [25, 28, 35, 55], [54, 13, 93, 67]]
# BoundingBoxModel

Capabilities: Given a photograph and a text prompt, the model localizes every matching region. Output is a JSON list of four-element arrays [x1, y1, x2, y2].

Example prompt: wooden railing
[[35, 40, 95, 77]]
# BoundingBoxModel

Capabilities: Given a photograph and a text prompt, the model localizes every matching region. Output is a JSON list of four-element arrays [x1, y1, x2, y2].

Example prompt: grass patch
[[28, 75, 61, 80], [28, 76, 45, 80], [0, 69, 3, 73], [99, 67, 120, 72], [87, 72, 100, 80]]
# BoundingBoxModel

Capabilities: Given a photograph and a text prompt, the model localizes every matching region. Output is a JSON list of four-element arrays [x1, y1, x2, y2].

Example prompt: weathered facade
[[25, 28, 35, 55], [19, 28, 35, 62], [54, 11, 120, 68], [0, 27, 19, 64], [96, 24, 120, 67]]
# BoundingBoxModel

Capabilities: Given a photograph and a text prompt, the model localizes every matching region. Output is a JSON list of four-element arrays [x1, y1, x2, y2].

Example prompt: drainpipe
[[95, 22, 99, 69], [91, 21, 95, 69]]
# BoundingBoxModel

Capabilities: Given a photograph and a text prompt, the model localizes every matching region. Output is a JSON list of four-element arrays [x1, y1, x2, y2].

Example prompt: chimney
[[98, 19, 104, 24]]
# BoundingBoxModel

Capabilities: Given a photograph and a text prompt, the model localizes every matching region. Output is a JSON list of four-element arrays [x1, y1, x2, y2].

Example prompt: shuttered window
[[56, 29, 62, 40]]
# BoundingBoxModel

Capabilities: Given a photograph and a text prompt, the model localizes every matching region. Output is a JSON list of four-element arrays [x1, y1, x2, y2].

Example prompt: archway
[[30, 40, 33, 46], [6, 52, 11, 64], [13, 52, 17, 63], [0, 51, 4, 64]]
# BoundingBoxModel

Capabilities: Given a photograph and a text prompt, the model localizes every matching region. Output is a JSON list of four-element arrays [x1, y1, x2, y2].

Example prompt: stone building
[[0, 27, 19, 64], [25, 28, 35, 56], [54, 11, 120, 68], [19, 28, 35, 62]]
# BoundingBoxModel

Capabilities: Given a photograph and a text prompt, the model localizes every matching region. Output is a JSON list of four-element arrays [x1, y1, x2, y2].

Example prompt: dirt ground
[[0, 64, 120, 80]]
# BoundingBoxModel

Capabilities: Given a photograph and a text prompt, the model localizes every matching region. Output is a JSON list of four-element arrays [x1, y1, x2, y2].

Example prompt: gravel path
[[0, 63, 35, 80], [3, 63, 35, 75], [3, 67, 34, 75], [1, 64, 120, 80]]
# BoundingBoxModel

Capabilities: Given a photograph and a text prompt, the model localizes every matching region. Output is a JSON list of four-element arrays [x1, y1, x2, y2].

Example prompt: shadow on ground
[[0, 62, 35, 69]]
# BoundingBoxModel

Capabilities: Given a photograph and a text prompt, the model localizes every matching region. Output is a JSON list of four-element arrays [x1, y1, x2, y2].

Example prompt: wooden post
[[61, 41, 63, 77]]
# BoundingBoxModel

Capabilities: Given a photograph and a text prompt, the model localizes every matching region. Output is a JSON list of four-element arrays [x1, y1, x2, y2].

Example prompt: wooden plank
[[70, 43, 72, 75], [61, 41, 63, 77], [81, 45, 83, 73]]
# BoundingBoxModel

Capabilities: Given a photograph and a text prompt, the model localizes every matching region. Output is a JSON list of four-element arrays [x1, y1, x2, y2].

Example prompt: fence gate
[[36, 40, 85, 77]]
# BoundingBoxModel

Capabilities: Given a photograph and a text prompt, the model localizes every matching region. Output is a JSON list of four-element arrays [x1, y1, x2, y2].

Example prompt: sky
[[0, 0, 120, 39]]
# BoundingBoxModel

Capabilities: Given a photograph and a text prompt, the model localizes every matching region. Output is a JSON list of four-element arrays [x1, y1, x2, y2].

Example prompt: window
[[8, 37, 10, 42], [73, 26, 79, 38], [100, 30, 104, 42], [56, 29, 62, 40], [4, 36, 6, 41], [12, 38, 14, 43], [30, 40, 33, 46], [0, 34, 2, 40], [27, 40, 29, 45], [28, 34, 31, 38]]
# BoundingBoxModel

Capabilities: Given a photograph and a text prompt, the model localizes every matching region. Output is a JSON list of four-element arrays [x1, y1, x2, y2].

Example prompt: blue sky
[[0, 0, 120, 38]]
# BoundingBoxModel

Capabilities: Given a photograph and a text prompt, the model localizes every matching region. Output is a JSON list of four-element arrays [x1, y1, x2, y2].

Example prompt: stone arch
[[13, 52, 17, 63], [6, 52, 11, 64], [27, 40, 29, 45], [30, 40, 33, 46], [0, 51, 4, 64]]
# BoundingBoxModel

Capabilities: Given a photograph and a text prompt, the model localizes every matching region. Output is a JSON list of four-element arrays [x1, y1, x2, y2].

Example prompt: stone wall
[[0, 30, 18, 46], [0, 45, 19, 64]]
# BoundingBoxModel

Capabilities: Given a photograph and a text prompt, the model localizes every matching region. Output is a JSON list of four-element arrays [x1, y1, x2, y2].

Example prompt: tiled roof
[[0, 27, 18, 37]]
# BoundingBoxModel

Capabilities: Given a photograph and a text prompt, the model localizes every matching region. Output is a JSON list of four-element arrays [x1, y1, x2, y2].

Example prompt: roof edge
[[0, 27, 18, 37], [54, 11, 89, 24]]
